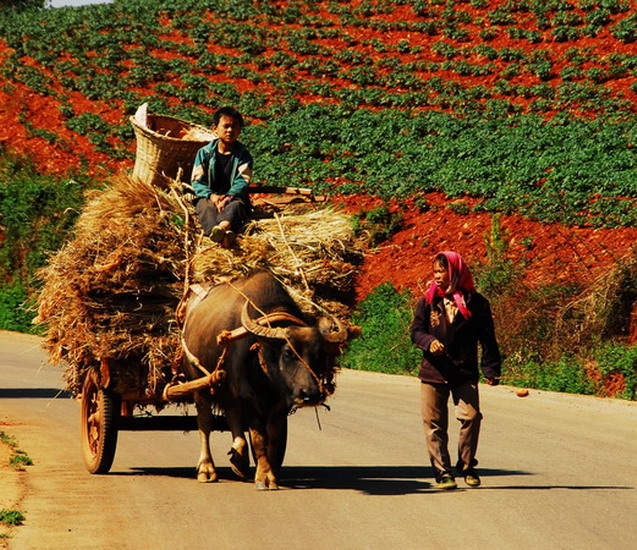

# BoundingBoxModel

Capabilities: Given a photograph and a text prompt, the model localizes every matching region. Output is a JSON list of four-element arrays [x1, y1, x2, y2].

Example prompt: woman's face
[[433, 260, 450, 289]]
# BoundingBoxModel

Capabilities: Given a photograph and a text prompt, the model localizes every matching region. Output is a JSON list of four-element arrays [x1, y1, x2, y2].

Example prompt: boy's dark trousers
[[195, 197, 248, 235]]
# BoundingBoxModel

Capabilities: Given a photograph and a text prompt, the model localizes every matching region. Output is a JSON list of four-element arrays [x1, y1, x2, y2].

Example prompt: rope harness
[[176, 281, 330, 396], [226, 281, 326, 391]]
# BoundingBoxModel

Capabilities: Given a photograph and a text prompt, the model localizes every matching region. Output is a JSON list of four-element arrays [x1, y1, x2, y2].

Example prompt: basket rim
[[130, 114, 216, 144]]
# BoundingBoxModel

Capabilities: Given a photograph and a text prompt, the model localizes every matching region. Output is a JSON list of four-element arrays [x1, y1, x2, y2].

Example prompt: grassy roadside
[[0, 149, 90, 333], [341, 217, 637, 400], [0, 431, 31, 545]]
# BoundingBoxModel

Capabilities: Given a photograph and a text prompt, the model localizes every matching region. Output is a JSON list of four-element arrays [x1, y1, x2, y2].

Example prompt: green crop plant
[[341, 282, 421, 375], [611, 12, 637, 42]]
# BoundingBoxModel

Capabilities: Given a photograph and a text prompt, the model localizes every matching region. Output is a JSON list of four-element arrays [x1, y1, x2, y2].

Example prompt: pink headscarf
[[424, 251, 475, 319]]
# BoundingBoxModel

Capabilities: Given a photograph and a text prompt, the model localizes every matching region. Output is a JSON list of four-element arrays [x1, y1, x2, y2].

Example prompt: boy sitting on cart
[[191, 107, 253, 248]]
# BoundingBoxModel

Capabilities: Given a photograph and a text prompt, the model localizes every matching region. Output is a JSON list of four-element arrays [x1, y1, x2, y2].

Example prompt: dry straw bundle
[[37, 174, 363, 399], [192, 208, 363, 315], [36, 174, 192, 396]]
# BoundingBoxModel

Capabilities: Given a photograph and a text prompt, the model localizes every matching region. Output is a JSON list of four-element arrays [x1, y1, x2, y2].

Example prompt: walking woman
[[411, 251, 501, 490]]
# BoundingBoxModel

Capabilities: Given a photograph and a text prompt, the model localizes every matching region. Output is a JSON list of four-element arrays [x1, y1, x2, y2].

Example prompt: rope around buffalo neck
[[227, 280, 323, 388]]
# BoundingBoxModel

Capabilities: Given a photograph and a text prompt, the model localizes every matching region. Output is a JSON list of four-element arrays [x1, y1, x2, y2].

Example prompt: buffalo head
[[240, 301, 347, 408]]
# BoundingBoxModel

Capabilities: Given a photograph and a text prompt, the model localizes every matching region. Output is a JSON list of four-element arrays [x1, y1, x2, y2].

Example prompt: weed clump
[[352, 204, 403, 247], [0, 510, 25, 526], [341, 282, 421, 375]]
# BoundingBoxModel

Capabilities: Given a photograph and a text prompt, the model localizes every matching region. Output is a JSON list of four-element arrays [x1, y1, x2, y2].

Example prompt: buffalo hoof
[[197, 464, 218, 483], [228, 448, 250, 480], [255, 478, 279, 491], [197, 471, 218, 483]]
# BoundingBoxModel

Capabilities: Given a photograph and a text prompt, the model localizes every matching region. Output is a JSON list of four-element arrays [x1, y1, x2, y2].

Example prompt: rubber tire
[[80, 369, 120, 474]]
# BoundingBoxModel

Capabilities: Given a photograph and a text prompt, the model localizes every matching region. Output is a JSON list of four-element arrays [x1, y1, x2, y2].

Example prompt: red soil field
[[1, 77, 635, 309]]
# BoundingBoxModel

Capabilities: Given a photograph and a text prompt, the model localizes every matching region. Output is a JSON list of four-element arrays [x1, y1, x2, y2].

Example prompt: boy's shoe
[[209, 226, 225, 242], [223, 230, 236, 248], [436, 474, 457, 490], [464, 469, 481, 487]]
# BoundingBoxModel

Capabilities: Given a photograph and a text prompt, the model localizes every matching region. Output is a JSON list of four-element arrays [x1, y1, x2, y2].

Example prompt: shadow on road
[[108, 465, 634, 495], [279, 465, 531, 495], [0, 388, 73, 399], [112, 465, 553, 495]]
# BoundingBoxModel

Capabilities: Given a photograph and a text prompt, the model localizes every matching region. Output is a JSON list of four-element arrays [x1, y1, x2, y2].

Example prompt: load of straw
[[192, 209, 362, 316], [36, 174, 363, 400]]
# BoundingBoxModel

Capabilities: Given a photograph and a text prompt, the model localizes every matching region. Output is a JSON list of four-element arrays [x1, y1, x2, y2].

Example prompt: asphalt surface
[[1, 330, 636, 550]]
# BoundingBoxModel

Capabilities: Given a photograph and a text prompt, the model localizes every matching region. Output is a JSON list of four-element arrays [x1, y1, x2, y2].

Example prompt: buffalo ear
[[347, 325, 362, 339], [318, 316, 348, 344]]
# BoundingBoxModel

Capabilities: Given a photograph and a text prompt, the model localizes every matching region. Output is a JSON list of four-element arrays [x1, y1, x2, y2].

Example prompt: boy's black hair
[[212, 106, 244, 128]]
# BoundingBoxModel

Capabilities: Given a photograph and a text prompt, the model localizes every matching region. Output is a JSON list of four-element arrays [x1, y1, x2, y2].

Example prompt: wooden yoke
[[163, 311, 306, 404], [163, 370, 225, 402]]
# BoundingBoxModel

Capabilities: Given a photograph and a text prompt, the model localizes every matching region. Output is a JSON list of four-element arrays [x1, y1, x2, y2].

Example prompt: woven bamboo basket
[[130, 112, 215, 188]]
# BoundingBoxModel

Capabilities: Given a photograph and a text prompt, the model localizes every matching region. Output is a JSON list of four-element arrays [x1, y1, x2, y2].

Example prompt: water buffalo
[[180, 271, 348, 489]]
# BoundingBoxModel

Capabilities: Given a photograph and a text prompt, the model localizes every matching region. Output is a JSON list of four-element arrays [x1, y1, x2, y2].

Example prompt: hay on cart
[[36, 174, 363, 402]]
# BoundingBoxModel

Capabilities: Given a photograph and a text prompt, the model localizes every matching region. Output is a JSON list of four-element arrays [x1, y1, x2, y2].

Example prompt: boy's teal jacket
[[191, 138, 253, 199]]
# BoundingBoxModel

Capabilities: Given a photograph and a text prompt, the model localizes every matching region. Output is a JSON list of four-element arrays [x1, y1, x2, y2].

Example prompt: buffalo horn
[[241, 301, 288, 340], [318, 316, 348, 343]]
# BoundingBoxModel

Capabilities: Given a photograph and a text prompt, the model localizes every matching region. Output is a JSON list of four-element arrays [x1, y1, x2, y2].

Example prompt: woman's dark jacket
[[411, 291, 501, 385]]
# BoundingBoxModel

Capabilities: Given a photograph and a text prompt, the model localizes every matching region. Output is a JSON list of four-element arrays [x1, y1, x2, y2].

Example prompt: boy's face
[[214, 115, 241, 146]]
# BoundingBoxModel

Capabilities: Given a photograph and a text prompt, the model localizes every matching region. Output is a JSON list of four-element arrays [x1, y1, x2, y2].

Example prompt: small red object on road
[[516, 389, 529, 397]]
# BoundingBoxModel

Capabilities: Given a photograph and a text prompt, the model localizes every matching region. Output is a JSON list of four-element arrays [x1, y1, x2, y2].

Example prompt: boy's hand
[[217, 195, 230, 211], [429, 339, 445, 356], [210, 194, 230, 211]]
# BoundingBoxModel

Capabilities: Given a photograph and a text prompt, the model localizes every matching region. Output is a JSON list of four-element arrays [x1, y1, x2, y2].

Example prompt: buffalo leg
[[267, 410, 288, 476], [224, 405, 250, 479], [249, 425, 278, 490], [194, 392, 217, 483]]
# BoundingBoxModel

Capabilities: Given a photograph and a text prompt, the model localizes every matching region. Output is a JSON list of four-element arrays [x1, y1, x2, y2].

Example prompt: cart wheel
[[80, 369, 120, 474]]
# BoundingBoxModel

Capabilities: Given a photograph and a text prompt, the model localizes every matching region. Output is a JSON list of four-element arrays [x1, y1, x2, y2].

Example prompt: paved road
[[1, 330, 636, 550]]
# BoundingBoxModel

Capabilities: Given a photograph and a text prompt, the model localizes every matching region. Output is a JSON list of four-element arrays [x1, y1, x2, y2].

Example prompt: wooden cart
[[78, 306, 297, 474], [79, 359, 228, 475]]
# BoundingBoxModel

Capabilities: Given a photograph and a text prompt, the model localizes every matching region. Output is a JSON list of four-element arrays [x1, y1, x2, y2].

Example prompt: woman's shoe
[[464, 469, 481, 487], [436, 474, 457, 490]]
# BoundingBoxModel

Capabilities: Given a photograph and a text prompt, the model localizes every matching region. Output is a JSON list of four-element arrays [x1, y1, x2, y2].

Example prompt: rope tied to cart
[[166, 283, 313, 401]]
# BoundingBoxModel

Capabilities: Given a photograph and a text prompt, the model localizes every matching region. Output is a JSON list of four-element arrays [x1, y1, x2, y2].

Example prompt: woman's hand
[[429, 339, 445, 356]]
